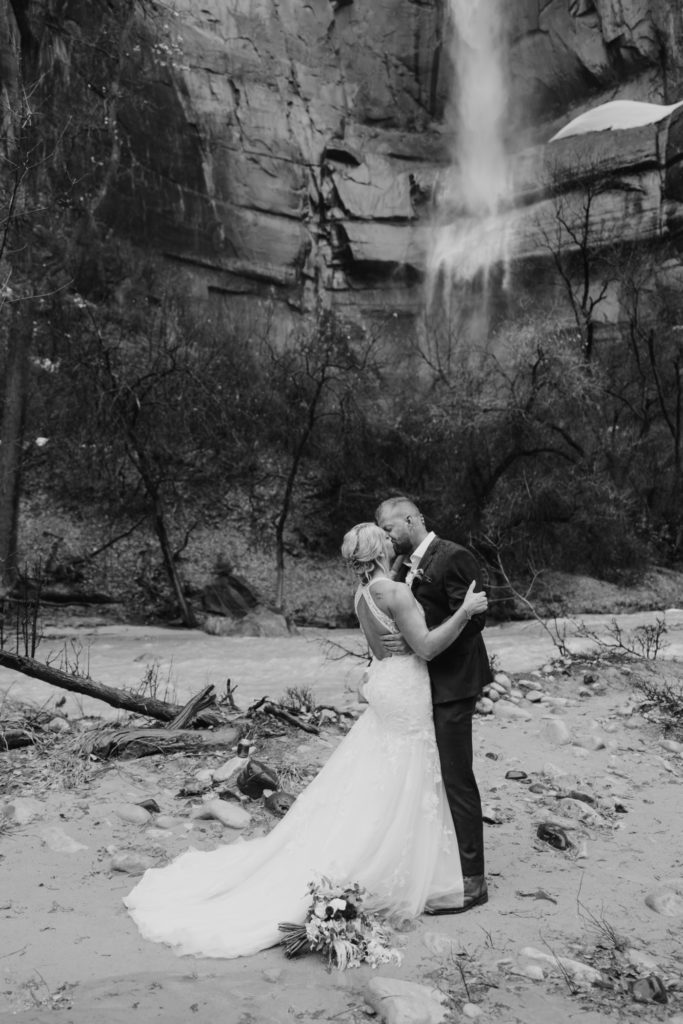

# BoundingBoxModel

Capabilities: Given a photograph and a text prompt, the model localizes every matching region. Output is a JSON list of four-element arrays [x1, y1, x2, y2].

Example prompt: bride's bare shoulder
[[373, 579, 413, 612], [365, 577, 401, 607]]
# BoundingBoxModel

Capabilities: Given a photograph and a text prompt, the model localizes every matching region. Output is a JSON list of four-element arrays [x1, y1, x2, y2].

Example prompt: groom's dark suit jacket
[[397, 536, 492, 704]]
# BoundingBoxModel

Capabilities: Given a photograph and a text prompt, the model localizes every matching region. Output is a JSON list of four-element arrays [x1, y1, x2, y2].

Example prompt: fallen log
[[0, 650, 228, 727], [82, 724, 240, 760]]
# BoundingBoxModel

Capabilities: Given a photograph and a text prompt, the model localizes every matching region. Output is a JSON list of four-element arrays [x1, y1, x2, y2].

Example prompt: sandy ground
[[2, 614, 683, 1023]]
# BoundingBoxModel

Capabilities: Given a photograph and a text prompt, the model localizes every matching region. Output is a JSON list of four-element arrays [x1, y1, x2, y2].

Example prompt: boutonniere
[[413, 568, 432, 584]]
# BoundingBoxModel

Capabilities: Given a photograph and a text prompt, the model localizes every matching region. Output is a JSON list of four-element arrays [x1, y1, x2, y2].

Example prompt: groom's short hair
[[375, 495, 422, 522]]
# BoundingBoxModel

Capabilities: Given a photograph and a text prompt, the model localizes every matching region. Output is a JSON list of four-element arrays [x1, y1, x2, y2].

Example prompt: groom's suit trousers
[[432, 695, 485, 878]]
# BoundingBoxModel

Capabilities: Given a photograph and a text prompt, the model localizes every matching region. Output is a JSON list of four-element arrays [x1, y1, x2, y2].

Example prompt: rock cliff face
[[110, 0, 451, 332], [7, 0, 683, 329]]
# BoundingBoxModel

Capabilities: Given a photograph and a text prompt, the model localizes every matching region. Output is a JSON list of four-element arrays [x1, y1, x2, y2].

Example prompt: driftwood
[[247, 698, 319, 735], [0, 650, 228, 727], [83, 724, 240, 760], [166, 684, 217, 729]]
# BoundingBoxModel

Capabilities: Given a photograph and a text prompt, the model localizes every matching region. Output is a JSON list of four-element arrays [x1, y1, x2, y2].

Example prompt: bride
[[124, 522, 488, 958]]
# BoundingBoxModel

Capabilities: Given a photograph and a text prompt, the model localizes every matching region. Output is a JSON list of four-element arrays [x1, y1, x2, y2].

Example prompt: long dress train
[[124, 584, 464, 959]]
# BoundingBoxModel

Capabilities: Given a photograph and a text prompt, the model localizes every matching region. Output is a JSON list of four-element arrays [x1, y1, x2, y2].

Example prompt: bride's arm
[[386, 581, 488, 661]]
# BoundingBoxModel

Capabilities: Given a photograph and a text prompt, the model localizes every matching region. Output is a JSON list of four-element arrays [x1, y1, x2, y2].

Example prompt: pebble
[[522, 964, 545, 980], [572, 734, 606, 751], [110, 851, 155, 874], [541, 717, 572, 745], [194, 768, 214, 783], [213, 756, 244, 782], [46, 717, 71, 734], [660, 738, 683, 753], [525, 690, 544, 702], [645, 884, 683, 917], [462, 1004, 483, 1019], [495, 702, 532, 721], [364, 977, 448, 1024], [116, 804, 152, 825], [476, 697, 495, 715], [190, 799, 251, 829], [493, 672, 511, 689], [154, 814, 179, 829], [521, 946, 602, 986], [482, 804, 505, 824]]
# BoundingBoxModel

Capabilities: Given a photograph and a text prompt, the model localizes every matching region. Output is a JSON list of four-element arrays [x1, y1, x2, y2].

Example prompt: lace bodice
[[351, 580, 433, 733]]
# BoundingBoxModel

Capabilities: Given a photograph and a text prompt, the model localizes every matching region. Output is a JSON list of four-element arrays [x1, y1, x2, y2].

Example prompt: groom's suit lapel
[[410, 536, 441, 591]]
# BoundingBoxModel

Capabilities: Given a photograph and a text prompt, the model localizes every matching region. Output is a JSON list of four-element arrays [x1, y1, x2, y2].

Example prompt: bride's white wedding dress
[[124, 582, 463, 958]]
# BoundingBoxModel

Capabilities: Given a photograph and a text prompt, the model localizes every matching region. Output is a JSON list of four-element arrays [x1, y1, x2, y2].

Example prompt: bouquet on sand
[[279, 877, 402, 970]]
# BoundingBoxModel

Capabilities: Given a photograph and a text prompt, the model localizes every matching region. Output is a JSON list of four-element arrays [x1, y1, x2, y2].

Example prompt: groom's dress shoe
[[426, 876, 488, 916]]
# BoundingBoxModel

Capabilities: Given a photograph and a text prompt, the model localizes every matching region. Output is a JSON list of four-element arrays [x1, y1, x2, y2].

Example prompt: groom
[[376, 496, 492, 914]]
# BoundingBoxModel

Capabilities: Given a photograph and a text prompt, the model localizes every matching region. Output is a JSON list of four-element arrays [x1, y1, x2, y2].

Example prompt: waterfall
[[427, 0, 511, 298]]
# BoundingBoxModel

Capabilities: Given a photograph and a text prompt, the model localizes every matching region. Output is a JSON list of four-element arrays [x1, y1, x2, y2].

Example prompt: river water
[[2, 607, 682, 720]]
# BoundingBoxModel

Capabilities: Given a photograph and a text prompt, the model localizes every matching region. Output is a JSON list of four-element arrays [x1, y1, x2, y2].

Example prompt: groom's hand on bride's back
[[381, 631, 411, 655]]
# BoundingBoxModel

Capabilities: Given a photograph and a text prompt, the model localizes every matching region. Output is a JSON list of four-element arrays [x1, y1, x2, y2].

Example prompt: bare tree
[[538, 156, 643, 360], [257, 310, 384, 612]]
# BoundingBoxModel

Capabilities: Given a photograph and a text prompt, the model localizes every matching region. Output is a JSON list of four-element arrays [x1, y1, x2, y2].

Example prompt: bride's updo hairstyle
[[341, 522, 387, 582]]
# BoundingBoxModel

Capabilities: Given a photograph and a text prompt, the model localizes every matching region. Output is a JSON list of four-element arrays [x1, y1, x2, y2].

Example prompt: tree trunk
[[0, 649, 226, 726], [128, 441, 198, 628], [150, 489, 198, 628], [0, 308, 30, 595]]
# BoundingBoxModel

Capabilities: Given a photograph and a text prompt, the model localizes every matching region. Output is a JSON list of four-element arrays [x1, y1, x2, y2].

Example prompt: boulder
[[364, 977, 449, 1024]]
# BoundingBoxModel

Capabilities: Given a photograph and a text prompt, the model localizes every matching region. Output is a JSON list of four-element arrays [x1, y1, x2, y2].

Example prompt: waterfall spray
[[427, 0, 511, 298]]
